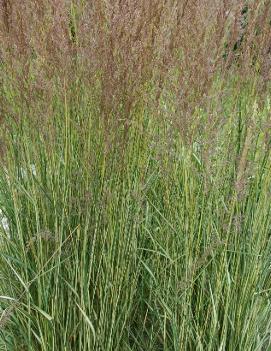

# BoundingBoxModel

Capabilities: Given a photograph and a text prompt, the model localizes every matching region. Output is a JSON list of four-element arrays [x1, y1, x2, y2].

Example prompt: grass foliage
[[0, 1, 271, 350]]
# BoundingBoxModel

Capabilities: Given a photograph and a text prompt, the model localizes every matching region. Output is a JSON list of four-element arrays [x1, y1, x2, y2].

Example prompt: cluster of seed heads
[[26, 229, 55, 252], [0, 301, 19, 329]]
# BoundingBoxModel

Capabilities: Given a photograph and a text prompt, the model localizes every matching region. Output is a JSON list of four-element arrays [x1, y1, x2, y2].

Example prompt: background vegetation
[[0, 1, 271, 350]]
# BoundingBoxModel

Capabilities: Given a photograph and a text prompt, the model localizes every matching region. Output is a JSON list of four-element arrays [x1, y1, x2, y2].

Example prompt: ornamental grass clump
[[0, 1, 271, 350]]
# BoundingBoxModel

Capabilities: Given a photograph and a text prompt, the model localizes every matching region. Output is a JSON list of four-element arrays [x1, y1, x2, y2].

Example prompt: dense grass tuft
[[1, 1, 271, 350]]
